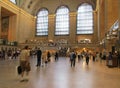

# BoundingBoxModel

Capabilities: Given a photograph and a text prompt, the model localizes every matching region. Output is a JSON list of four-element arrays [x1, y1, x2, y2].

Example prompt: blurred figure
[[55, 51, 59, 61], [102, 50, 106, 60], [70, 51, 76, 67], [19, 46, 30, 82], [36, 48, 42, 67], [47, 51, 51, 62], [107, 52, 112, 66], [99, 52, 102, 63], [77, 52, 81, 62], [96, 52, 100, 62], [92, 52, 96, 62], [42, 51, 47, 66], [85, 53, 90, 65], [117, 51, 120, 68]]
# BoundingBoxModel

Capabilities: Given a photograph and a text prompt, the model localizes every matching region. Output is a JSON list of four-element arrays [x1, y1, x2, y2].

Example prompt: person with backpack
[[70, 51, 76, 67]]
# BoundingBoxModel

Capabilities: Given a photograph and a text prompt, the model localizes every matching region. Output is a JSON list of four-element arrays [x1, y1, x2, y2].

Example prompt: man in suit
[[36, 48, 42, 67], [70, 51, 76, 67]]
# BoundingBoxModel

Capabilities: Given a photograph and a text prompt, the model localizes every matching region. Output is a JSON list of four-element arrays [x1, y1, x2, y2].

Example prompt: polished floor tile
[[0, 57, 120, 88]]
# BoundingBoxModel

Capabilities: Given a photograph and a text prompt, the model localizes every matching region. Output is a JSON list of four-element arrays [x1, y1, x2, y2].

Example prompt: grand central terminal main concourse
[[0, 0, 120, 88], [0, 56, 120, 88]]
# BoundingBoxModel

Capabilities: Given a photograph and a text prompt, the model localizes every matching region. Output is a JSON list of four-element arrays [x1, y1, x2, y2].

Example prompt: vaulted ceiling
[[17, 0, 97, 16]]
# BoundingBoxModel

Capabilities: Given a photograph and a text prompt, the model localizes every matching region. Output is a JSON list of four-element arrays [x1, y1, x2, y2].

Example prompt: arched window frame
[[55, 5, 69, 36], [36, 8, 49, 36], [77, 3, 93, 34]]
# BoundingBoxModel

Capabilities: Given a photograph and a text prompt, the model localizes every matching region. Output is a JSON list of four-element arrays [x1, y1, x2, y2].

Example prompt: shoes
[[24, 79, 29, 82], [20, 79, 29, 82], [20, 76, 29, 82], [20, 79, 24, 82]]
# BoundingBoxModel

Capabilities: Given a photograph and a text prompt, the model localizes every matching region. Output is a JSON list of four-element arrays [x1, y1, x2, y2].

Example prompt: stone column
[[97, 0, 100, 42], [104, 0, 108, 49], [69, 12, 76, 46], [93, 11, 98, 43], [118, 0, 120, 43], [48, 14, 55, 41], [0, 6, 1, 38], [104, 0, 108, 32]]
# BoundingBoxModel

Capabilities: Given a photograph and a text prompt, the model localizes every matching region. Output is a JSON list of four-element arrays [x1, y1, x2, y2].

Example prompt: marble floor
[[0, 57, 120, 88]]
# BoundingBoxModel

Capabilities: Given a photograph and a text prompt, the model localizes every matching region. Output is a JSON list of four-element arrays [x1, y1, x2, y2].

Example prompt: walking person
[[19, 45, 30, 82], [96, 52, 99, 62], [86, 54, 89, 65], [108, 52, 112, 66], [99, 52, 102, 63], [92, 52, 96, 62], [55, 51, 58, 61], [70, 51, 76, 67], [36, 48, 42, 67], [117, 51, 120, 68], [78, 52, 81, 62], [47, 51, 51, 62], [41, 51, 47, 66]]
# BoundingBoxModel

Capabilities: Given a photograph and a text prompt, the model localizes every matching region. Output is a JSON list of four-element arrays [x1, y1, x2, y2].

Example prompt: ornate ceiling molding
[[17, 0, 97, 16]]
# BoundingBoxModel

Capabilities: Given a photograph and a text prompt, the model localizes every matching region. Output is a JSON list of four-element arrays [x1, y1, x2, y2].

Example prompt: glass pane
[[77, 3, 93, 34], [36, 9, 48, 36], [55, 6, 69, 35]]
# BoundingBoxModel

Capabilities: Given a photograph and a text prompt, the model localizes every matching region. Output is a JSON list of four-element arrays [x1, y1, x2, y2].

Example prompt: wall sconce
[[106, 32, 111, 40], [99, 41, 103, 45], [105, 30, 118, 40], [110, 30, 118, 39]]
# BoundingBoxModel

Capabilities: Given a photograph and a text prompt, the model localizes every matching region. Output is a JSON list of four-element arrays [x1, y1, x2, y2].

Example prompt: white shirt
[[20, 49, 29, 61]]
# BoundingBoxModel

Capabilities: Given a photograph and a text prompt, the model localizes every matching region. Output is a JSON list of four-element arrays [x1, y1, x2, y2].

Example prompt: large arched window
[[77, 3, 93, 34], [55, 6, 69, 35], [36, 8, 48, 36]]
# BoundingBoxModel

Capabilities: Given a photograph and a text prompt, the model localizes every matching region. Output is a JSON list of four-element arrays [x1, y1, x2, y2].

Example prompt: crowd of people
[[1, 46, 120, 82], [15, 46, 120, 82], [0, 48, 20, 60], [18, 46, 59, 82]]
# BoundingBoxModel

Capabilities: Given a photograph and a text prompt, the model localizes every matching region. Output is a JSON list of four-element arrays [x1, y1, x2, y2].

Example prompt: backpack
[[72, 53, 76, 58]]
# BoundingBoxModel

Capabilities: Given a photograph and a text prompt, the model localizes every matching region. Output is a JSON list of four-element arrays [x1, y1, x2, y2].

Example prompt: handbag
[[17, 65, 22, 75]]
